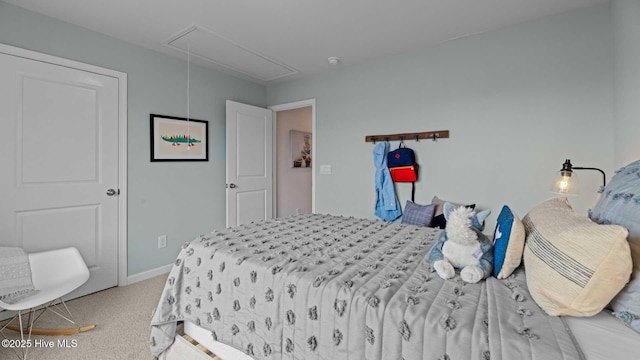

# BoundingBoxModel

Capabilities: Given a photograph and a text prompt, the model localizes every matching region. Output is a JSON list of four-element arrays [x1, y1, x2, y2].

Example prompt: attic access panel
[[165, 25, 298, 82]]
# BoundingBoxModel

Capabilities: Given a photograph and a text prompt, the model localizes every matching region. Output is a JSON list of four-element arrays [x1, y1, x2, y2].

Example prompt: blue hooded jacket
[[373, 142, 402, 221]]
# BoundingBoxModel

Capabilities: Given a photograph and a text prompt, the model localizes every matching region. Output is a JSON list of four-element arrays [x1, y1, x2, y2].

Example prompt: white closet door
[[0, 51, 120, 297]]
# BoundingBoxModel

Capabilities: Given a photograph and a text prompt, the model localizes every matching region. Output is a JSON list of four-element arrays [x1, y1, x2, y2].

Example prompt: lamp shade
[[552, 169, 579, 195], [551, 159, 607, 196]]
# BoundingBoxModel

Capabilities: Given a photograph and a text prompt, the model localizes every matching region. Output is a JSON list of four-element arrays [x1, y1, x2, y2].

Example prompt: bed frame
[[161, 324, 222, 360], [169, 313, 640, 360]]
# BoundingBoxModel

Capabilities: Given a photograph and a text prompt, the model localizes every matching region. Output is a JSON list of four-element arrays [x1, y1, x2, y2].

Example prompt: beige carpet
[[0, 273, 168, 360]]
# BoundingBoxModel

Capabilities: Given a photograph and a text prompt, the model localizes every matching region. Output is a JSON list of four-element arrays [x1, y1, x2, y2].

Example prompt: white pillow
[[523, 197, 632, 316]]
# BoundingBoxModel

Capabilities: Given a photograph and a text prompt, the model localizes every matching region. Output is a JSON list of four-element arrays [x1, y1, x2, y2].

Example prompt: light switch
[[320, 165, 332, 175]]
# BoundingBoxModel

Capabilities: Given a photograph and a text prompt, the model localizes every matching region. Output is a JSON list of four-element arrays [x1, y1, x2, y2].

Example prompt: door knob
[[227, 183, 237, 189], [106, 189, 119, 196]]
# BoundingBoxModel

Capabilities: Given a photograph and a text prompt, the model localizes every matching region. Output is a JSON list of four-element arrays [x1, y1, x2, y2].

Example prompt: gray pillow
[[589, 160, 640, 332], [401, 201, 435, 227]]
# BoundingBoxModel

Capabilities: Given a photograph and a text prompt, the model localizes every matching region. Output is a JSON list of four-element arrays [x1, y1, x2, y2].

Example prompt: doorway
[[275, 107, 312, 217], [269, 100, 316, 217]]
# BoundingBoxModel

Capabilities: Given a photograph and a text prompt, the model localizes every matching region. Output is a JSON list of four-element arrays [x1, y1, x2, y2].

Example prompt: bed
[[150, 161, 640, 360]]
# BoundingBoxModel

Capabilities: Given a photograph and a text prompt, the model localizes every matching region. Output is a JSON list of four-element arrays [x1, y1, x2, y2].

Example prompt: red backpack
[[387, 142, 418, 200]]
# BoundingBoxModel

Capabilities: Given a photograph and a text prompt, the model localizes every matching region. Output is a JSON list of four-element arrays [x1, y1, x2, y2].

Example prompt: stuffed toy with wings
[[428, 202, 493, 283]]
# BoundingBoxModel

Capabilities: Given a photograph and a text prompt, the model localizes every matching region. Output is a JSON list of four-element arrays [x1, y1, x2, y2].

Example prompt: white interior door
[[226, 100, 273, 227], [0, 50, 120, 298]]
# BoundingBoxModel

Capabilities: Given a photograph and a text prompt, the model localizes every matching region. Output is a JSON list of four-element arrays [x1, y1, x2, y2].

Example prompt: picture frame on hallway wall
[[150, 114, 209, 161], [290, 130, 312, 168]]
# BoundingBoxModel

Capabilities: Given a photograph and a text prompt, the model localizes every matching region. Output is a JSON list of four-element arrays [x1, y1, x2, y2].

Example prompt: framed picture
[[290, 130, 312, 168], [150, 114, 208, 161]]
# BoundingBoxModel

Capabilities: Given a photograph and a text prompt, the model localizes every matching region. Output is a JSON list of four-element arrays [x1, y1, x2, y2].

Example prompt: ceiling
[[4, 0, 607, 84]]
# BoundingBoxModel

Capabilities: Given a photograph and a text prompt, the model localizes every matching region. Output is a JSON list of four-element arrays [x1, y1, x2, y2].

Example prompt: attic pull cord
[[186, 41, 191, 149]]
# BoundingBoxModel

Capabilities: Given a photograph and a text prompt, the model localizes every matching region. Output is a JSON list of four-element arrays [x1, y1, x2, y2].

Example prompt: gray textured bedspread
[[150, 214, 582, 360]]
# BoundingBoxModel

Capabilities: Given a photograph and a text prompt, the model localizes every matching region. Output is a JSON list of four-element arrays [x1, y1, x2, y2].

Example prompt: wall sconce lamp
[[551, 159, 606, 195]]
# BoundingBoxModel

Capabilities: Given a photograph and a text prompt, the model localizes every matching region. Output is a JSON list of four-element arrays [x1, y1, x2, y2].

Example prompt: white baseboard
[[126, 263, 172, 285]]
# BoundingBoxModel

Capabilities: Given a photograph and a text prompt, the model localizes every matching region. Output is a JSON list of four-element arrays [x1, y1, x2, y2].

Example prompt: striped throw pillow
[[523, 197, 632, 316]]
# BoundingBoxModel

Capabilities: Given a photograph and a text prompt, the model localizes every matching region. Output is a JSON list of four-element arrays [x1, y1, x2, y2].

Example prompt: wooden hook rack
[[365, 130, 450, 143]]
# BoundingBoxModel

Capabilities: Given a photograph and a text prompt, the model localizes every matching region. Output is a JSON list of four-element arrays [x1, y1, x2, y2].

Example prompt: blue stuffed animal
[[428, 202, 493, 283]]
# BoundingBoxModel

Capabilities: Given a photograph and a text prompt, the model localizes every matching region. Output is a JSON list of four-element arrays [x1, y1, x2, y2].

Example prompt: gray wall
[[0, 1, 266, 275], [613, 0, 640, 168], [2, 1, 632, 275], [267, 5, 615, 231]]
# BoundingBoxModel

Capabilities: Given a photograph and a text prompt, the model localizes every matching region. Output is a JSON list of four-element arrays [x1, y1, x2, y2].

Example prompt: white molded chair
[[0, 247, 92, 359]]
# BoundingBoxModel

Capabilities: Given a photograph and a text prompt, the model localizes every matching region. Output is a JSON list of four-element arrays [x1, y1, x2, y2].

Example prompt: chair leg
[[25, 310, 36, 360], [17, 311, 24, 341], [15, 310, 36, 360], [2, 298, 96, 337], [45, 298, 76, 325], [0, 310, 31, 360]]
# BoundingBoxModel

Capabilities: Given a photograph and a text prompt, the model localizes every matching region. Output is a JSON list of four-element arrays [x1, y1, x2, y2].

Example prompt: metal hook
[[414, 134, 420, 142], [371, 136, 377, 144], [431, 133, 438, 142], [399, 136, 405, 146], [385, 137, 390, 142]]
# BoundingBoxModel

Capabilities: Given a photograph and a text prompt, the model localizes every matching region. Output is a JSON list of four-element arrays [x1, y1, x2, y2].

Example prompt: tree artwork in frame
[[290, 130, 312, 168], [150, 114, 208, 161]]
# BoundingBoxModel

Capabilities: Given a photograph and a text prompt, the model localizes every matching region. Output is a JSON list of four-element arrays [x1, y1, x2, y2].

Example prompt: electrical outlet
[[158, 235, 167, 248]]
